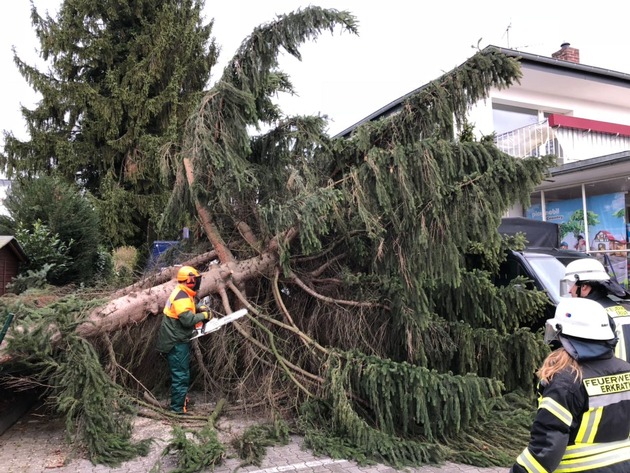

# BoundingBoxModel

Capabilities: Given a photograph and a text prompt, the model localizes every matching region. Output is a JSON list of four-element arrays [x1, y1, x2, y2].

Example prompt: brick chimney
[[552, 42, 580, 63]]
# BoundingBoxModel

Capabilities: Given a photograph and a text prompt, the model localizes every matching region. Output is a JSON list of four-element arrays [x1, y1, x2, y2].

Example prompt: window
[[492, 103, 539, 135]]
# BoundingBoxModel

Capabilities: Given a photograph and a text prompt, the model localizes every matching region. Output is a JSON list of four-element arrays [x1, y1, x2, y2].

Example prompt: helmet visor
[[192, 275, 202, 292], [544, 321, 560, 345], [559, 278, 576, 297]]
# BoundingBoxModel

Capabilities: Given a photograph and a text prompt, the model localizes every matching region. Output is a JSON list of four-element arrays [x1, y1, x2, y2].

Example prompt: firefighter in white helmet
[[511, 298, 630, 473], [560, 258, 630, 362]]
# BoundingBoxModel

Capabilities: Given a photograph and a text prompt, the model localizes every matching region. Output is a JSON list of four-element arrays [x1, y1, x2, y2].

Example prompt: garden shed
[[0, 236, 27, 296]]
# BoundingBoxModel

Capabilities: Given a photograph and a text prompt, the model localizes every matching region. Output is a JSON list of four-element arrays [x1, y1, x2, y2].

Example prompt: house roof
[[0, 236, 28, 263], [535, 151, 630, 195], [334, 45, 630, 139], [549, 150, 630, 177], [334, 82, 429, 138], [492, 46, 630, 84]]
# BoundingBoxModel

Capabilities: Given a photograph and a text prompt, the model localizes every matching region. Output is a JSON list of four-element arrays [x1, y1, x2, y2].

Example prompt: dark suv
[[495, 247, 630, 325], [496, 248, 588, 304]]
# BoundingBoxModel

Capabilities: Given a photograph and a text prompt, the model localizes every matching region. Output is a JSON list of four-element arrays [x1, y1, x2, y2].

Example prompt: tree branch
[[308, 252, 346, 278], [110, 250, 218, 299], [183, 157, 234, 263], [217, 286, 233, 314], [237, 221, 262, 254], [309, 278, 344, 285], [289, 271, 388, 309], [219, 296, 324, 386], [191, 339, 221, 392], [232, 317, 323, 384], [228, 278, 328, 355]]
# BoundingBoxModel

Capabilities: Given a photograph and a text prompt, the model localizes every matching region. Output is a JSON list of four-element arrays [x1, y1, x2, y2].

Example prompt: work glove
[[200, 311, 212, 320], [196, 304, 210, 313]]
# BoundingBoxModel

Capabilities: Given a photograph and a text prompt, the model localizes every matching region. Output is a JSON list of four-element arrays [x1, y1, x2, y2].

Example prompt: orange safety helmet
[[176, 266, 201, 290]]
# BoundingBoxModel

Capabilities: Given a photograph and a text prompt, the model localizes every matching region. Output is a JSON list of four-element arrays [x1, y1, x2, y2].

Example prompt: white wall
[[467, 66, 630, 140], [0, 179, 10, 216]]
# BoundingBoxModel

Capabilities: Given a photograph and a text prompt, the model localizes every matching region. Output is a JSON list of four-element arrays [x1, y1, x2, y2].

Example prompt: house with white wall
[[0, 178, 10, 216], [337, 43, 630, 284]]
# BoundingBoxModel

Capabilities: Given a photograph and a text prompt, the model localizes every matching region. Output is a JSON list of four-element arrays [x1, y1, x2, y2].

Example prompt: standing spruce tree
[[1, 0, 217, 247], [1, 7, 556, 469], [2, 175, 104, 286]]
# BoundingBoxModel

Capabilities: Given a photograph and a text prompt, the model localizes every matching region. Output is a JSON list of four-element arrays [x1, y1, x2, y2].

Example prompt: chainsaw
[[191, 308, 247, 340]]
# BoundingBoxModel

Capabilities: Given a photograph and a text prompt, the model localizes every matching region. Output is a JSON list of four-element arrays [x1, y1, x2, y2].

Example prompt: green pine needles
[[0, 3, 561, 470], [54, 336, 151, 465], [1, 0, 218, 248], [162, 422, 226, 473], [2, 296, 150, 466], [231, 417, 290, 467], [298, 350, 536, 467]]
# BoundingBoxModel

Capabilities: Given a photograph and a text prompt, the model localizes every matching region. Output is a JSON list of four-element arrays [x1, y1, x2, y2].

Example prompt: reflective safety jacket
[[155, 284, 207, 354], [590, 293, 630, 363], [605, 305, 630, 363], [511, 356, 630, 473]]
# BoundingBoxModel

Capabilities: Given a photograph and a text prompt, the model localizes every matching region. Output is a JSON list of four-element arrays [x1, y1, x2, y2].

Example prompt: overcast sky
[[2, 1, 629, 145]]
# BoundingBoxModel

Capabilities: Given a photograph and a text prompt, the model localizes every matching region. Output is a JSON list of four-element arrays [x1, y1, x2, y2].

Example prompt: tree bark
[[79, 252, 278, 338], [109, 250, 218, 299], [0, 252, 279, 362]]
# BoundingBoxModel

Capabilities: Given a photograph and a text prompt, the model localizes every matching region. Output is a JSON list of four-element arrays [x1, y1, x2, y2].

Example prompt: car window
[[522, 254, 567, 304]]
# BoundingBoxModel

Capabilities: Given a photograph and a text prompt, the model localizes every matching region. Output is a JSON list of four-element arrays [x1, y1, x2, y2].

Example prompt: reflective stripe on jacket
[[164, 284, 196, 319], [606, 306, 630, 363], [155, 284, 206, 353], [589, 293, 630, 364], [513, 356, 630, 473]]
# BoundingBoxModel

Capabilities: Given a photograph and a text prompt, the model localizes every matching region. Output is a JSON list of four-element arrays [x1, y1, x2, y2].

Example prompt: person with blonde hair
[[511, 298, 630, 473]]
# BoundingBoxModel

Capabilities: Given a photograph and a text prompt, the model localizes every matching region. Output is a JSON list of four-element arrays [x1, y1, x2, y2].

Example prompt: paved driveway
[[0, 407, 510, 473]]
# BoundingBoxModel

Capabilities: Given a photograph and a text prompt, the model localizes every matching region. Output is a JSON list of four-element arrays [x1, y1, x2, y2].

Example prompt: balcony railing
[[494, 117, 630, 164]]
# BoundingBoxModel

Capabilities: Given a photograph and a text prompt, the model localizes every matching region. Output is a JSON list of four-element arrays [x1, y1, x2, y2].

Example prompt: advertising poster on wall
[[526, 192, 628, 286]]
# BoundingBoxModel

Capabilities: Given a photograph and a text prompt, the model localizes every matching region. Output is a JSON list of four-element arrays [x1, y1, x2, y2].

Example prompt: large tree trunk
[[81, 251, 280, 338], [0, 252, 279, 362], [108, 250, 219, 299]]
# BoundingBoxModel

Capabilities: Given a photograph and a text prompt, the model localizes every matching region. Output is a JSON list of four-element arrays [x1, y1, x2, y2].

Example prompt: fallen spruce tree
[[0, 5, 554, 470]]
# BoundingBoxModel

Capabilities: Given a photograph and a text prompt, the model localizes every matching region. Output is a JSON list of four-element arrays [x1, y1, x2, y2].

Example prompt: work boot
[[184, 396, 195, 410]]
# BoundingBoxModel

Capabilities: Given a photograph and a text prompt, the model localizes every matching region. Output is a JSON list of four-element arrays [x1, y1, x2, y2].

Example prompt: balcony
[[494, 114, 630, 164]]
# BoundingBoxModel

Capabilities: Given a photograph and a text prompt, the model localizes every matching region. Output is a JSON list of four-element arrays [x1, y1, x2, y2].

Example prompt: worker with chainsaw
[[156, 265, 212, 414]]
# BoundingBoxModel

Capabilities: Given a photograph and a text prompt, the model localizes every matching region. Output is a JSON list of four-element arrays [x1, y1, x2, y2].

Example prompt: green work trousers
[[167, 342, 191, 413]]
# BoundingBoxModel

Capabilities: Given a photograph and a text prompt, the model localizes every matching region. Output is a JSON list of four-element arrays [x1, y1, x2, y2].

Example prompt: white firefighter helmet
[[559, 258, 610, 297], [544, 297, 614, 344]]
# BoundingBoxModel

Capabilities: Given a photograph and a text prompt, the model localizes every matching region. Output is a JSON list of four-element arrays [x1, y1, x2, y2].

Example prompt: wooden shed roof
[[0, 236, 28, 263]]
